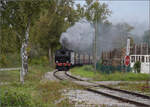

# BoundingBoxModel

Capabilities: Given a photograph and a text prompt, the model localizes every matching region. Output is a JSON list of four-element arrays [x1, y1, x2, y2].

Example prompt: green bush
[[133, 61, 141, 73], [0, 87, 33, 107], [0, 54, 7, 67], [29, 56, 49, 66], [0, 53, 21, 68]]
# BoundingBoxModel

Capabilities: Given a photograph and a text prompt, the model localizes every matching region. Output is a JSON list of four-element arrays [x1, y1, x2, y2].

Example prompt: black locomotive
[[55, 48, 72, 71], [55, 48, 93, 71]]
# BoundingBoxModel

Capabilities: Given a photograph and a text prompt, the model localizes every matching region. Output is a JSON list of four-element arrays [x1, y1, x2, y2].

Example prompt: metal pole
[[94, 18, 97, 72], [148, 1, 150, 85]]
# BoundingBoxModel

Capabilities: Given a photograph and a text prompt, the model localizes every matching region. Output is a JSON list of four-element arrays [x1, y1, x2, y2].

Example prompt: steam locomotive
[[55, 48, 93, 71]]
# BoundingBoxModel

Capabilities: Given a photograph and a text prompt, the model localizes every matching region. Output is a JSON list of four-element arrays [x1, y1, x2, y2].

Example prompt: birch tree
[[1, 0, 44, 77]]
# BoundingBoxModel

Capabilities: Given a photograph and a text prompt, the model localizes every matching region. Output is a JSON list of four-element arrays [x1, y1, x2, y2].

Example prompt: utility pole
[[125, 37, 130, 72], [93, 13, 98, 72]]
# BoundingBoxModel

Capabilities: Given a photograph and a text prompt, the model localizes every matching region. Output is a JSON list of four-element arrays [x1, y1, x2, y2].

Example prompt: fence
[[96, 62, 131, 74]]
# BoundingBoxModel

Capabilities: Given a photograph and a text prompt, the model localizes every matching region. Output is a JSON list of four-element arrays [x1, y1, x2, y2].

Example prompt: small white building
[[129, 42, 150, 74], [130, 55, 150, 73]]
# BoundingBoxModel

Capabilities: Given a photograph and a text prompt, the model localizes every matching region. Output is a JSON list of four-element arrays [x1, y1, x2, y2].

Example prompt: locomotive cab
[[55, 48, 72, 71]]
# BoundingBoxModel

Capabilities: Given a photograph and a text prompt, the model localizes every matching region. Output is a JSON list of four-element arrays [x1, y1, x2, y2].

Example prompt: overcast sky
[[74, 0, 150, 36]]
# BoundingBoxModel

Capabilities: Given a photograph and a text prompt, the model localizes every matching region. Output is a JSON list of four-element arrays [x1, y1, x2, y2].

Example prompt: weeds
[[0, 70, 20, 82], [0, 65, 83, 107], [70, 66, 150, 81], [111, 81, 150, 96]]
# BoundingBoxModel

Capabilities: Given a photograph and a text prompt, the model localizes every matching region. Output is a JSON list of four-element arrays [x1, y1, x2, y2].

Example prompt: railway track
[[53, 70, 150, 107], [53, 70, 77, 81]]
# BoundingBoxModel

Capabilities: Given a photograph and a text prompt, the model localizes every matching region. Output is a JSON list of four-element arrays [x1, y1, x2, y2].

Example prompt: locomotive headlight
[[56, 61, 58, 63], [66, 61, 69, 63]]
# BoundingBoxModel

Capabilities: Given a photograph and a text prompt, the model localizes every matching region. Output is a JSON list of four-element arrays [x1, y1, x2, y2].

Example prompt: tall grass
[[0, 53, 21, 68], [0, 64, 82, 107], [0, 87, 33, 107], [0, 70, 20, 82], [70, 65, 150, 81]]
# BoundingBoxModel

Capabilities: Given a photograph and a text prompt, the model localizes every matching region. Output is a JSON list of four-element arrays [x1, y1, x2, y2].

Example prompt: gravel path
[[92, 87, 150, 106], [43, 71, 59, 81], [63, 89, 137, 107], [44, 71, 144, 106]]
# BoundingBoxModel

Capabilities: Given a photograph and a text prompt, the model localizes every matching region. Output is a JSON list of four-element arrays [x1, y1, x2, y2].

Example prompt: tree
[[114, 23, 134, 48], [76, 4, 85, 19], [84, 0, 111, 71], [1, 0, 44, 79], [30, 0, 79, 67], [85, 0, 111, 23]]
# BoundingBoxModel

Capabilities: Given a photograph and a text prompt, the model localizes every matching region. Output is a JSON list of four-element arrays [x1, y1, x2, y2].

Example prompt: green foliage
[[71, 66, 150, 81], [29, 56, 49, 66], [1, 87, 33, 107], [0, 0, 112, 65], [0, 27, 19, 53], [133, 61, 141, 73], [112, 82, 150, 96], [0, 70, 20, 82], [0, 65, 81, 107], [0, 53, 21, 68], [31, 0, 79, 52], [71, 66, 96, 78], [0, 54, 7, 67], [84, 0, 111, 23], [1, 0, 43, 39]]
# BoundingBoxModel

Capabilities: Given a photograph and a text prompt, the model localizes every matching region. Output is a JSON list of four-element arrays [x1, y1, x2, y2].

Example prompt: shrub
[[0, 53, 21, 67], [133, 61, 141, 73], [0, 54, 7, 67], [29, 56, 49, 66], [0, 87, 33, 107]]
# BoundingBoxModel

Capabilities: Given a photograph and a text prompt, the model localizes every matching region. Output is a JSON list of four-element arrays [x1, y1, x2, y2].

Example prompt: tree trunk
[[22, 20, 30, 75], [49, 47, 55, 68], [20, 44, 24, 84], [49, 48, 53, 67], [52, 51, 55, 68]]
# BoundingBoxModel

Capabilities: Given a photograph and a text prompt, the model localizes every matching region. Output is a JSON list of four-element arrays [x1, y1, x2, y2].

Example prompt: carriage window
[[149, 56, 150, 62], [142, 56, 145, 62]]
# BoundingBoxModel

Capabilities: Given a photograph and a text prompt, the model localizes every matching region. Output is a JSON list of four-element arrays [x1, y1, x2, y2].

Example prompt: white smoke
[[60, 19, 94, 52], [60, 18, 133, 56]]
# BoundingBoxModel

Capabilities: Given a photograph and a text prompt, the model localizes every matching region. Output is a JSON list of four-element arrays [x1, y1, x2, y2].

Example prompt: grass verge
[[0, 70, 20, 82], [70, 65, 150, 81], [0, 65, 83, 107], [110, 82, 150, 96]]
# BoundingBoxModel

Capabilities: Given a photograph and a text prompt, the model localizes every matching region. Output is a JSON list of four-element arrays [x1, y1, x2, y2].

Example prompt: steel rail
[[53, 70, 64, 80], [65, 71, 150, 107], [53, 70, 150, 107], [65, 71, 150, 99], [86, 88, 150, 107]]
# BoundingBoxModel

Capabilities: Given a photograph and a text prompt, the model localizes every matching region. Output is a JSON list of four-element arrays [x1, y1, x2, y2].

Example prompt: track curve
[[53, 70, 150, 107]]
